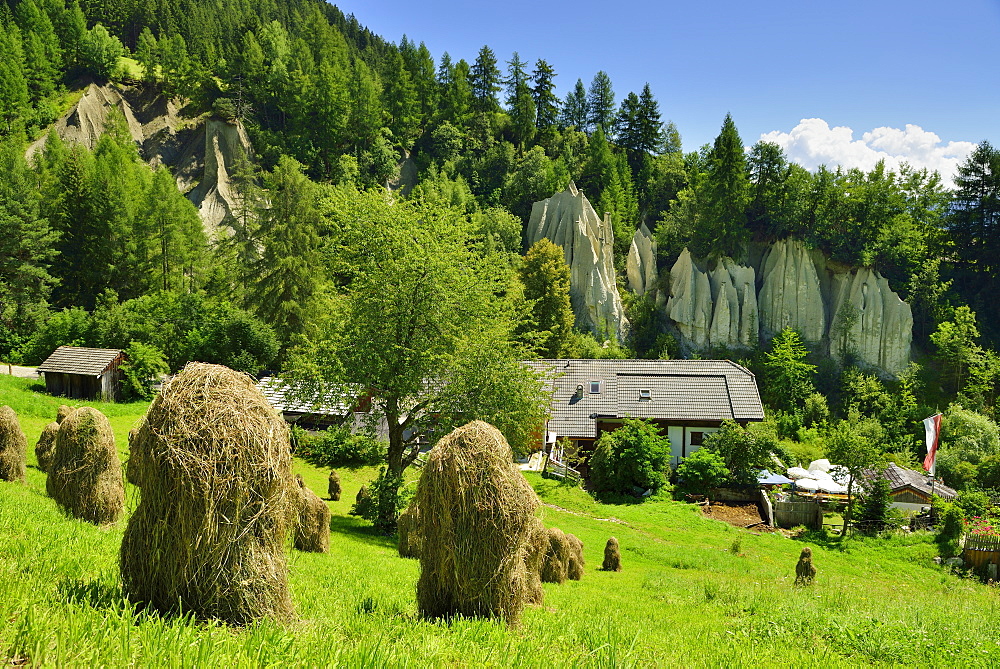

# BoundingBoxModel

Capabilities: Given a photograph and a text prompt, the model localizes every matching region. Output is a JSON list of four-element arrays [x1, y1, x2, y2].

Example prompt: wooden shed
[[37, 346, 126, 401]]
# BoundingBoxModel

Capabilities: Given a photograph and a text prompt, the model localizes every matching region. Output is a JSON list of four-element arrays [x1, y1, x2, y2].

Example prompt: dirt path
[[1, 364, 38, 379]]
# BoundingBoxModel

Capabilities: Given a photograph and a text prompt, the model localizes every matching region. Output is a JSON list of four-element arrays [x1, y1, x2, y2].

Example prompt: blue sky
[[331, 0, 999, 182]]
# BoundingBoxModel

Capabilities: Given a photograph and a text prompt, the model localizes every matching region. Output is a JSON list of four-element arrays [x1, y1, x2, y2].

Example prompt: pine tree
[[519, 238, 574, 358], [135, 26, 159, 83], [0, 25, 29, 132], [530, 59, 559, 130], [696, 113, 750, 259], [951, 140, 1000, 274], [469, 45, 500, 114], [560, 78, 587, 130], [586, 70, 615, 133]]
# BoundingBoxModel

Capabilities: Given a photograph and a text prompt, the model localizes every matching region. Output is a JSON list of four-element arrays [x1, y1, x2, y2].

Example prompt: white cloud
[[759, 119, 976, 185]]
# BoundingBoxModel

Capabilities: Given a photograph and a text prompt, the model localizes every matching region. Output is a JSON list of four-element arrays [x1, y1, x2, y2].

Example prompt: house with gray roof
[[525, 359, 765, 467], [861, 462, 957, 511], [37, 346, 126, 401]]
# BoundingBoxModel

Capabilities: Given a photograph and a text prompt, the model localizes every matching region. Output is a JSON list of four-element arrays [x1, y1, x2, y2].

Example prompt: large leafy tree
[[825, 417, 885, 535], [299, 192, 548, 528]]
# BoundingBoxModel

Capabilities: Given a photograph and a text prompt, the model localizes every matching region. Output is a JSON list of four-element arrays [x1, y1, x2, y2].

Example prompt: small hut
[[37, 347, 125, 401]]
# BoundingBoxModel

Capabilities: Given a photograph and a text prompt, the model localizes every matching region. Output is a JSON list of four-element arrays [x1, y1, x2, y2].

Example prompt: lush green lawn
[[2, 374, 1000, 666]]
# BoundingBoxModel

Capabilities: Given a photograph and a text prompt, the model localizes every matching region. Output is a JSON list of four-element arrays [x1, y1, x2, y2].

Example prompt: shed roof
[[525, 359, 765, 439], [863, 462, 957, 500], [37, 346, 123, 376]]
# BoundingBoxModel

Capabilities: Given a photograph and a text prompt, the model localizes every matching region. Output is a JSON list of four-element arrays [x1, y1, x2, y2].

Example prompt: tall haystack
[[56, 405, 72, 423], [328, 469, 341, 501], [397, 502, 421, 559], [602, 537, 622, 572], [120, 362, 296, 624], [566, 533, 585, 581], [0, 406, 27, 482], [541, 527, 571, 584], [34, 421, 60, 473], [523, 518, 548, 604], [46, 407, 123, 523], [415, 420, 539, 625], [294, 477, 330, 553]]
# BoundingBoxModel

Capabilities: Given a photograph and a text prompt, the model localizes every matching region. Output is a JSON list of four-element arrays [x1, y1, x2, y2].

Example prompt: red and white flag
[[923, 413, 943, 475]]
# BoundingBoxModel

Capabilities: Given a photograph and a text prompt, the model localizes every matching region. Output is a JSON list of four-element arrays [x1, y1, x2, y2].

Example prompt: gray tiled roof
[[37, 346, 123, 376], [863, 462, 957, 500], [525, 359, 765, 439]]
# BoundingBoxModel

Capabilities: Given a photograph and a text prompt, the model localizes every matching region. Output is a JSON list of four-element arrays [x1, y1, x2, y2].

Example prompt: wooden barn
[[37, 346, 126, 401], [862, 462, 957, 512]]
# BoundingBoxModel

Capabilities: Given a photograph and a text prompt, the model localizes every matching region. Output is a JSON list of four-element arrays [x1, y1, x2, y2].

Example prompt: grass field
[[2, 374, 999, 667]]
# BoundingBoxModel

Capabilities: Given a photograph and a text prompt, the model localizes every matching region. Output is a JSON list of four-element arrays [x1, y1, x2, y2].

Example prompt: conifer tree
[[469, 45, 500, 114], [530, 59, 559, 130], [696, 113, 750, 259], [586, 70, 615, 133], [560, 78, 588, 130]]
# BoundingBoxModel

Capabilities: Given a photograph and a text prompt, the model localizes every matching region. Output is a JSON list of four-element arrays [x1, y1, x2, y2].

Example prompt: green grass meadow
[[3, 374, 1000, 667]]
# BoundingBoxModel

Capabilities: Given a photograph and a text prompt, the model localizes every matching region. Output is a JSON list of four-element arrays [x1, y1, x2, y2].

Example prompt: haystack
[[56, 405, 72, 423], [294, 477, 330, 553], [328, 469, 341, 501], [34, 421, 60, 473], [46, 407, 123, 523], [541, 527, 571, 584], [415, 420, 539, 625], [523, 518, 548, 604], [120, 362, 296, 624], [356, 484, 369, 505], [566, 533, 585, 581], [0, 406, 27, 482], [397, 502, 421, 559], [602, 537, 622, 572]]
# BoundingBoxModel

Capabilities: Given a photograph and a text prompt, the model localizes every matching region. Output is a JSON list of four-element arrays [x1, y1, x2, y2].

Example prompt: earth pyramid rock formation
[[527, 183, 628, 340], [758, 238, 826, 343], [829, 267, 913, 376], [667, 249, 757, 350], [627, 223, 658, 299]]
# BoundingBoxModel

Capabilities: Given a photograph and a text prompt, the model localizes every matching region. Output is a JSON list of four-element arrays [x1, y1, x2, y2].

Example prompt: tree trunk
[[844, 475, 855, 537]]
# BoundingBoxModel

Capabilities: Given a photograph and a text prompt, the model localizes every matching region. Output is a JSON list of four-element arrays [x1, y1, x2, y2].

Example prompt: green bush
[[120, 341, 168, 401], [857, 478, 892, 535], [589, 418, 671, 495], [936, 502, 965, 557], [298, 424, 385, 468], [703, 420, 776, 486], [675, 448, 730, 498], [350, 467, 404, 534]]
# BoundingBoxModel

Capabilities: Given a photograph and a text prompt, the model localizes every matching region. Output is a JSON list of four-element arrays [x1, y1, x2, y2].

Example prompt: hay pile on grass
[[328, 470, 341, 501], [415, 420, 539, 625], [523, 519, 548, 604], [0, 406, 27, 482], [294, 477, 330, 553], [56, 405, 72, 423], [566, 533, 585, 580], [397, 502, 421, 559], [602, 537, 622, 572], [34, 421, 60, 473], [120, 362, 296, 624], [46, 407, 123, 523], [540, 527, 571, 584]]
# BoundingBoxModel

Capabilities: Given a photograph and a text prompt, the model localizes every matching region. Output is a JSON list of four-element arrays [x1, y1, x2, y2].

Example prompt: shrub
[[703, 420, 775, 486], [936, 502, 965, 557], [299, 424, 385, 468], [588, 418, 670, 495], [351, 467, 405, 534], [675, 448, 730, 497], [121, 341, 168, 401], [857, 478, 892, 535]]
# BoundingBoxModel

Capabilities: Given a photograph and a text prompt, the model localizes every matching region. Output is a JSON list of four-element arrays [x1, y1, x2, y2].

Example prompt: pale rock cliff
[[758, 238, 826, 343], [667, 250, 757, 349], [829, 267, 913, 376], [527, 183, 628, 339], [27, 82, 252, 232], [626, 223, 658, 298]]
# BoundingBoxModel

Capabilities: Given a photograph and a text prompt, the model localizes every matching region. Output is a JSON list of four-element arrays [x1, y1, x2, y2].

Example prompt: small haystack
[[328, 469, 341, 501], [415, 420, 539, 625], [356, 484, 369, 505], [120, 362, 297, 624], [294, 477, 330, 553], [602, 537, 622, 572], [0, 406, 27, 482], [541, 527, 571, 584], [56, 405, 72, 423], [566, 533, 585, 581], [397, 502, 421, 559], [795, 546, 816, 585], [46, 407, 123, 523], [523, 519, 548, 604], [34, 421, 60, 472]]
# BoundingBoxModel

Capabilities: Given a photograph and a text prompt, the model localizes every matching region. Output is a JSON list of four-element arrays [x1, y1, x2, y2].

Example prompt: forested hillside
[[1, 0, 1000, 491]]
